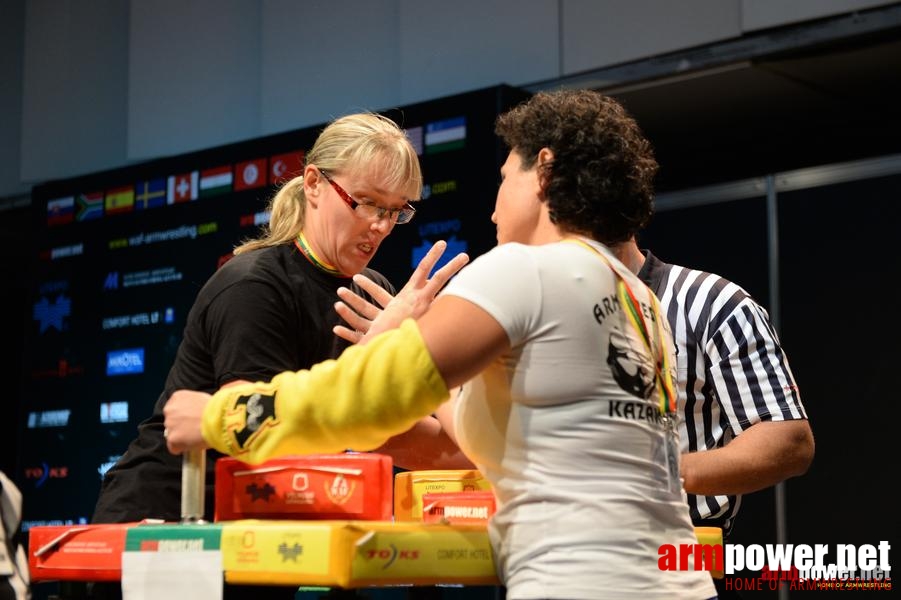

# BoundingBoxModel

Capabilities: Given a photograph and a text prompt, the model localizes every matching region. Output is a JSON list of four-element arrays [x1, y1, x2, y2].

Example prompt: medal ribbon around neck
[[294, 232, 349, 278], [565, 238, 677, 416]]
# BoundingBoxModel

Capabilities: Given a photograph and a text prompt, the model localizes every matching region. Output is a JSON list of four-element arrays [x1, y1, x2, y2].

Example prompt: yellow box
[[220, 519, 499, 588], [692, 526, 724, 579], [393, 470, 491, 521]]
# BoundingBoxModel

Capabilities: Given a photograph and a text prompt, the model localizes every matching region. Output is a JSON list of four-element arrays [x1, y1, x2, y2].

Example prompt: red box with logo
[[28, 523, 135, 581], [214, 453, 393, 522]]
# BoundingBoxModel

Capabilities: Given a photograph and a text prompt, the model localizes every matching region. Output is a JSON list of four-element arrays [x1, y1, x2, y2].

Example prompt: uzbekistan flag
[[425, 117, 466, 154], [47, 197, 75, 226], [135, 178, 167, 210], [269, 151, 305, 185], [168, 172, 198, 203], [105, 186, 135, 215], [234, 158, 267, 191], [199, 165, 233, 197], [76, 192, 103, 221]]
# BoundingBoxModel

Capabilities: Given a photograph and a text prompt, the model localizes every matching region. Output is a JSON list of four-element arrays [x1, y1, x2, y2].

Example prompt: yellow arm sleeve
[[200, 319, 449, 464]]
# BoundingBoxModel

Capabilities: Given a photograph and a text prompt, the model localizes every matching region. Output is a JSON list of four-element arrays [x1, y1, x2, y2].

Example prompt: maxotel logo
[[106, 348, 145, 376], [363, 544, 420, 569]]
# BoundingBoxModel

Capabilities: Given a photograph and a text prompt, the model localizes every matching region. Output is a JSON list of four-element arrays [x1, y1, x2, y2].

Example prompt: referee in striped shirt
[[615, 237, 814, 598]]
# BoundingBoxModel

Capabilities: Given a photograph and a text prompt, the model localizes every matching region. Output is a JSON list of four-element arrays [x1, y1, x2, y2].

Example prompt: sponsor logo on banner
[[31, 357, 84, 379], [101, 307, 175, 329], [104, 270, 183, 292], [108, 223, 217, 250], [269, 151, 304, 185], [105, 186, 135, 215], [39, 243, 84, 261], [33, 293, 72, 333], [100, 401, 129, 423], [135, 178, 167, 209], [76, 192, 104, 221], [168, 172, 198, 203], [235, 158, 267, 191], [239, 210, 270, 227], [47, 196, 75, 226], [97, 455, 122, 479], [106, 348, 145, 376], [413, 219, 466, 276], [27, 409, 71, 428], [24, 463, 69, 488], [199, 165, 233, 197], [22, 518, 89, 531]]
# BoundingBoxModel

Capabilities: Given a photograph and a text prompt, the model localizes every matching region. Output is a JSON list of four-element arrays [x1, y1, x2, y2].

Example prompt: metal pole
[[181, 449, 206, 523], [766, 174, 789, 600]]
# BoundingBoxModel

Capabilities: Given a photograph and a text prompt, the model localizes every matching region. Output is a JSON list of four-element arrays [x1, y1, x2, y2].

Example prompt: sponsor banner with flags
[[199, 165, 233, 197], [234, 158, 267, 191], [425, 116, 466, 154], [269, 150, 304, 185], [167, 172, 198, 203], [135, 178, 167, 210], [76, 192, 104, 221], [105, 186, 135, 215], [47, 197, 75, 226]]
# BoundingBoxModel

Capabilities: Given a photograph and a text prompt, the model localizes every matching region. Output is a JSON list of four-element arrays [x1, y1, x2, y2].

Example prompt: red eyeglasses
[[319, 169, 416, 225]]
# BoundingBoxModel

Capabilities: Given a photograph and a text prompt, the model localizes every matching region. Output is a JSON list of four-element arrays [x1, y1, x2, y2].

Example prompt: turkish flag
[[269, 151, 305, 185]]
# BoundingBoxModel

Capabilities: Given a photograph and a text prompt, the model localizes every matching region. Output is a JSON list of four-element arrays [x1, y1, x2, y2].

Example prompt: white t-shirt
[[442, 240, 716, 600]]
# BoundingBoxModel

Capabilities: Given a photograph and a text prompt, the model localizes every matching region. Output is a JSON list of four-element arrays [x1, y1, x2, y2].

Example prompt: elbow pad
[[201, 319, 449, 464]]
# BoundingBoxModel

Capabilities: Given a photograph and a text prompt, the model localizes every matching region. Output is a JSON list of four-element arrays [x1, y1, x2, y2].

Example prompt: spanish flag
[[105, 186, 134, 215]]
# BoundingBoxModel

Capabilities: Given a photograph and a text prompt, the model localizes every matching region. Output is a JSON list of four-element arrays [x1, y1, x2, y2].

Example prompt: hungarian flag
[[105, 186, 135, 215], [269, 151, 304, 185], [234, 158, 267, 191], [199, 165, 233, 198], [167, 172, 198, 203], [47, 197, 75, 226]]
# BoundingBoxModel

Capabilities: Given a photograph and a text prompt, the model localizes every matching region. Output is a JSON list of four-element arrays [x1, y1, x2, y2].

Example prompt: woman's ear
[[536, 147, 555, 193], [304, 165, 322, 208]]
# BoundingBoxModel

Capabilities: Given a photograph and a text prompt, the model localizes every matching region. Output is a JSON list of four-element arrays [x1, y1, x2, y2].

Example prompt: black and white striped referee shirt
[[638, 250, 807, 536]]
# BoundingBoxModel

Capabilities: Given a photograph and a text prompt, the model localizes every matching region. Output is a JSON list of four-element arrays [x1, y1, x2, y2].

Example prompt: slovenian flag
[[425, 117, 466, 154], [76, 192, 103, 221], [47, 197, 75, 226], [199, 165, 233, 197]]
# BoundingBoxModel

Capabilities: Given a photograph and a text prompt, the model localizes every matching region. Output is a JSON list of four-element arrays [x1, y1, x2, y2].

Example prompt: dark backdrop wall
[[640, 165, 901, 597]]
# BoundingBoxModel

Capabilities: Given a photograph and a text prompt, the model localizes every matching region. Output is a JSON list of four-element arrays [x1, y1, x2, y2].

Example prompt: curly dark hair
[[495, 89, 658, 244]]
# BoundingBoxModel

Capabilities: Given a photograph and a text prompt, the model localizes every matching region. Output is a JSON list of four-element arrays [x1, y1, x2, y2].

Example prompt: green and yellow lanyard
[[565, 237, 677, 417]]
